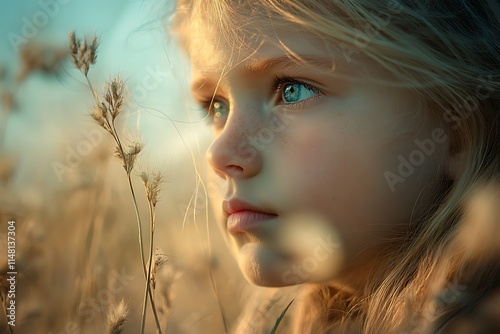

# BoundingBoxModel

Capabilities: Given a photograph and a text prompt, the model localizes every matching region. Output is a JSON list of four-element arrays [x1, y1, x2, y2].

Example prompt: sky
[[0, 0, 210, 191]]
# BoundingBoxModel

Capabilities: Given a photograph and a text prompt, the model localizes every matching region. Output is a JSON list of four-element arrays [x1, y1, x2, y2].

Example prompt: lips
[[223, 198, 278, 234]]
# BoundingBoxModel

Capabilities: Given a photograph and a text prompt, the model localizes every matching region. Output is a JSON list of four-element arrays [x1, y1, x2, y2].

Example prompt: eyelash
[[271, 75, 323, 107], [197, 76, 323, 121]]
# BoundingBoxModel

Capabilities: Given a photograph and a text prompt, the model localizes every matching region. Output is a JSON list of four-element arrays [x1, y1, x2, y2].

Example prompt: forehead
[[181, 8, 392, 94], [187, 21, 341, 80]]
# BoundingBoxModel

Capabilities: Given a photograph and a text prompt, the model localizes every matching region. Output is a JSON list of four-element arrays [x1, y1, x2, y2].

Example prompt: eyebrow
[[243, 55, 336, 74], [190, 55, 337, 94]]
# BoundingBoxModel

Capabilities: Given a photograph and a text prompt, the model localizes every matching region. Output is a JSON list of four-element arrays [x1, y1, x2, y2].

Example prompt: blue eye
[[272, 76, 322, 106], [282, 83, 319, 103]]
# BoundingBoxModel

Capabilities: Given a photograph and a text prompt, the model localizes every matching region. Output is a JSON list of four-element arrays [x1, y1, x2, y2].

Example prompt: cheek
[[271, 121, 365, 221], [271, 117, 446, 239]]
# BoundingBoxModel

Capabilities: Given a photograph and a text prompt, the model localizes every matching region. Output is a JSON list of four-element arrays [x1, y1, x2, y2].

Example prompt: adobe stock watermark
[[51, 128, 103, 182], [443, 75, 497, 130], [132, 65, 170, 102], [49, 268, 134, 334], [8, 0, 72, 53], [234, 108, 297, 164], [402, 278, 467, 334], [281, 234, 341, 285], [5, 220, 17, 328], [125, 64, 171, 124], [385, 128, 447, 192]]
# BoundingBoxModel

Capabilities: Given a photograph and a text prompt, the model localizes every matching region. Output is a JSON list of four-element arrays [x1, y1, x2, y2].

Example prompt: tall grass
[[69, 32, 163, 333], [0, 35, 298, 334]]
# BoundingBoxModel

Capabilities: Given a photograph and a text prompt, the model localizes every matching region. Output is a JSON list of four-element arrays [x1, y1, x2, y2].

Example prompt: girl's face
[[188, 21, 453, 287]]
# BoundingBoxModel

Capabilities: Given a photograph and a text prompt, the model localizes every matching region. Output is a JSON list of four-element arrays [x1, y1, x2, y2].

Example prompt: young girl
[[171, 1, 500, 333]]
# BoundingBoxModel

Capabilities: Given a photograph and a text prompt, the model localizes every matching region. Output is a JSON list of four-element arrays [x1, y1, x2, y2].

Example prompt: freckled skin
[[188, 23, 454, 288]]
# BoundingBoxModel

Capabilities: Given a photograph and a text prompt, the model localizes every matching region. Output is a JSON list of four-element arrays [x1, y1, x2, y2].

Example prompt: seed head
[[127, 141, 143, 156], [115, 141, 143, 173], [104, 77, 125, 119], [68, 31, 99, 76], [150, 248, 169, 290], [106, 299, 128, 334], [114, 146, 123, 160], [91, 104, 106, 128], [16, 43, 67, 83], [141, 171, 163, 207]]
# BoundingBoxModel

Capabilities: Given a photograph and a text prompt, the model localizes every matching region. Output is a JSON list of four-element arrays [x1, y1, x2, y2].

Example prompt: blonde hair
[[172, 1, 500, 332]]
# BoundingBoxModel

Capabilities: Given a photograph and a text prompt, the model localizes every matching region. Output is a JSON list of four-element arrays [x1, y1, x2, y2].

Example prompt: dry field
[[0, 36, 296, 334]]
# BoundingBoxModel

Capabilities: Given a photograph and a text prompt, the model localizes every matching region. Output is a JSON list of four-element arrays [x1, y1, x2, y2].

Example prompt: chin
[[236, 237, 345, 287], [235, 243, 344, 287], [237, 242, 298, 287]]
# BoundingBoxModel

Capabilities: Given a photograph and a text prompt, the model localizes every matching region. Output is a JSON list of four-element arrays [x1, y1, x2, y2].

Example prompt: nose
[[206, 118, 263, 179]]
